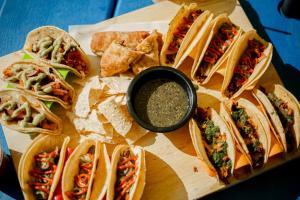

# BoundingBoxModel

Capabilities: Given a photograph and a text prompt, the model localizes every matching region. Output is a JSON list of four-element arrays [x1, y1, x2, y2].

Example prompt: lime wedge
[[22, 54, 32, 60]]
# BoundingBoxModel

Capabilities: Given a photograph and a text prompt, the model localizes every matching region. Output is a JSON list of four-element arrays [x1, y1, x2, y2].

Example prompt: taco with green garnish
[[0, 89, 62, 135], [23, 26, 90, 78], [191, 14, 242, 85], [19, 135, 70, 200], [62, 139, 110, 200], [189, 107, 236, 183], [2, 61, 75, 109], [220, 98, 271, 169], [107, 145, 145, 200], [253, 84, 300, 152], [221, 30, 273, 99]]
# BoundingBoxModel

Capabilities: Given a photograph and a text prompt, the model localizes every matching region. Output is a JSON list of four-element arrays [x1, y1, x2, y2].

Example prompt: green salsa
[[134, 78, 189, 128]]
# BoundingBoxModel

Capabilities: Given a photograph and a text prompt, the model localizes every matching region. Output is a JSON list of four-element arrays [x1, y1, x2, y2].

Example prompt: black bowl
[[127, 66, 197, 133]]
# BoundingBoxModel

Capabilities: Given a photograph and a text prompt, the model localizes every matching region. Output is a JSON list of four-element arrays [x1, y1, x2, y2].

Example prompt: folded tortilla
[[132, 30, 162, 74], [62, 139, 110, 200], [160, 4, 211, 67], [189, 107, 235, 183], [253, 84, 300, 152], [191, 14, 242, 85], [220, 99, 271, 168], [2, 61, 75, 109], [221, 30, 273, 98], [100, 41, 144, 77], [0, 89, 62, 135], [91, 31, 150, 56], [107, 145, 146, 200], [23, 26, 90, 78], [19, 135, 70, 200]]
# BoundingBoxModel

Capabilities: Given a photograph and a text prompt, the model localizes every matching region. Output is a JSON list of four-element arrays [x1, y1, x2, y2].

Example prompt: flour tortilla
[[19, 135, 70, 200], [2, 60, 75, 109], [160, 3, 212, 67], [220, 99, 271, 166], [23, 26, 90, 78], [189, 107, 236, 180], [191, 14, 242, 85], [221, 30, 273, 99], [254, 84, 300, 150], [107, 145, 146, 200], [0, 89, 62, 135]]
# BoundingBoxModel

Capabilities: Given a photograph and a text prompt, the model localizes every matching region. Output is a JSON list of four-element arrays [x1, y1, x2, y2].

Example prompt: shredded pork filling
[[196, 23, 237, 83], [231, 103, 265, 168], [166, 9, 203, 64], [225, 39, 266, 97], [267, 92, 296, 152]]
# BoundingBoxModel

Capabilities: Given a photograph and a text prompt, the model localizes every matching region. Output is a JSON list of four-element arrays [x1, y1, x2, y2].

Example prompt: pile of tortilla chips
[[68, 76, 148, 144]]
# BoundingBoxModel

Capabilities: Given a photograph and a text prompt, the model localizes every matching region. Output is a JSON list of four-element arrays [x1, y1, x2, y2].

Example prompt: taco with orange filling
[[2, 61, 75, 109], [221, 30, 273, 98], [23, 26, 90, 78], [189, 107, 235, 183], [191, 14, 241, 85], [253, 84, 300, 152], [62, 139, 110, 200], [160, 4, 212, 67], [220, 99, 271, 168], [0, 89, 62, 135], [107, 145, 145, 200], [19, 135, 70, 200]]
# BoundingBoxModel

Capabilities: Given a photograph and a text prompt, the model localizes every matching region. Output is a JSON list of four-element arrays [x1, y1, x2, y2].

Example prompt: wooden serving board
[[1, 1, 300, 200]]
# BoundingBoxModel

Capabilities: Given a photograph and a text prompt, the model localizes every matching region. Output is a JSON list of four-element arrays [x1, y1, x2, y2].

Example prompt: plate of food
[[0, 1, 299, 200]]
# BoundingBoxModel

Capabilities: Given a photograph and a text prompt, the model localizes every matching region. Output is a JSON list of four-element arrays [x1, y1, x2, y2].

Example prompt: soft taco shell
[[221, 30, 273, 99], [62, 139, 99, 200], [107, 145, 146, 200], [222, 98, 270, 166], [191, 14, 242, 85], [160, 4, 211, 67], [255, 84, 300, 149], [23, 26, 90, 78], [189, 107, 236, 180], [19, 135, 70, 200], [2, 61, 75, 109], [0, 89, 62, 135]]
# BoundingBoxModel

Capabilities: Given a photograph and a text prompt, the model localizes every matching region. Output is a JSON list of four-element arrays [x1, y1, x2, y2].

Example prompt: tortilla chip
[[100, 42, 144, 77], [91, 31, 149, 56], [97, 96, 133, 136], [100, 76, 132, 95], [132, 30, 162, 74], [125, 122, 149, 144], [73, 109, 105, 134], [74, 76, 102, 118]]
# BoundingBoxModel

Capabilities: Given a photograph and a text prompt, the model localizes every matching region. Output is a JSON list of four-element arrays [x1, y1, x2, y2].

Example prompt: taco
[[2, 61, 75, 109], [62, 139, 110, 200], [189, 107, 235, 183], [221, 30, 273, 98], [220, 98, 271, 168], [191, 14, 242, 85], [23, 26, 90, 78], [0, 89, 62, 135], [253, 84, 300, 152], [160, 4, 211, 67], [107, 145, 145, 200], [19, 135, 70, 200]]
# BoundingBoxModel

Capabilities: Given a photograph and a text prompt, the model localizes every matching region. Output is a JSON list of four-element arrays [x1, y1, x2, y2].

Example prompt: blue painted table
[[1, 0, 300, 199]]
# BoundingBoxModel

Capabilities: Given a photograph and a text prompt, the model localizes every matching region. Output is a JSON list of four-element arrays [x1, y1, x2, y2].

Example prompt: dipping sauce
[[134, 78, 189, 127]]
